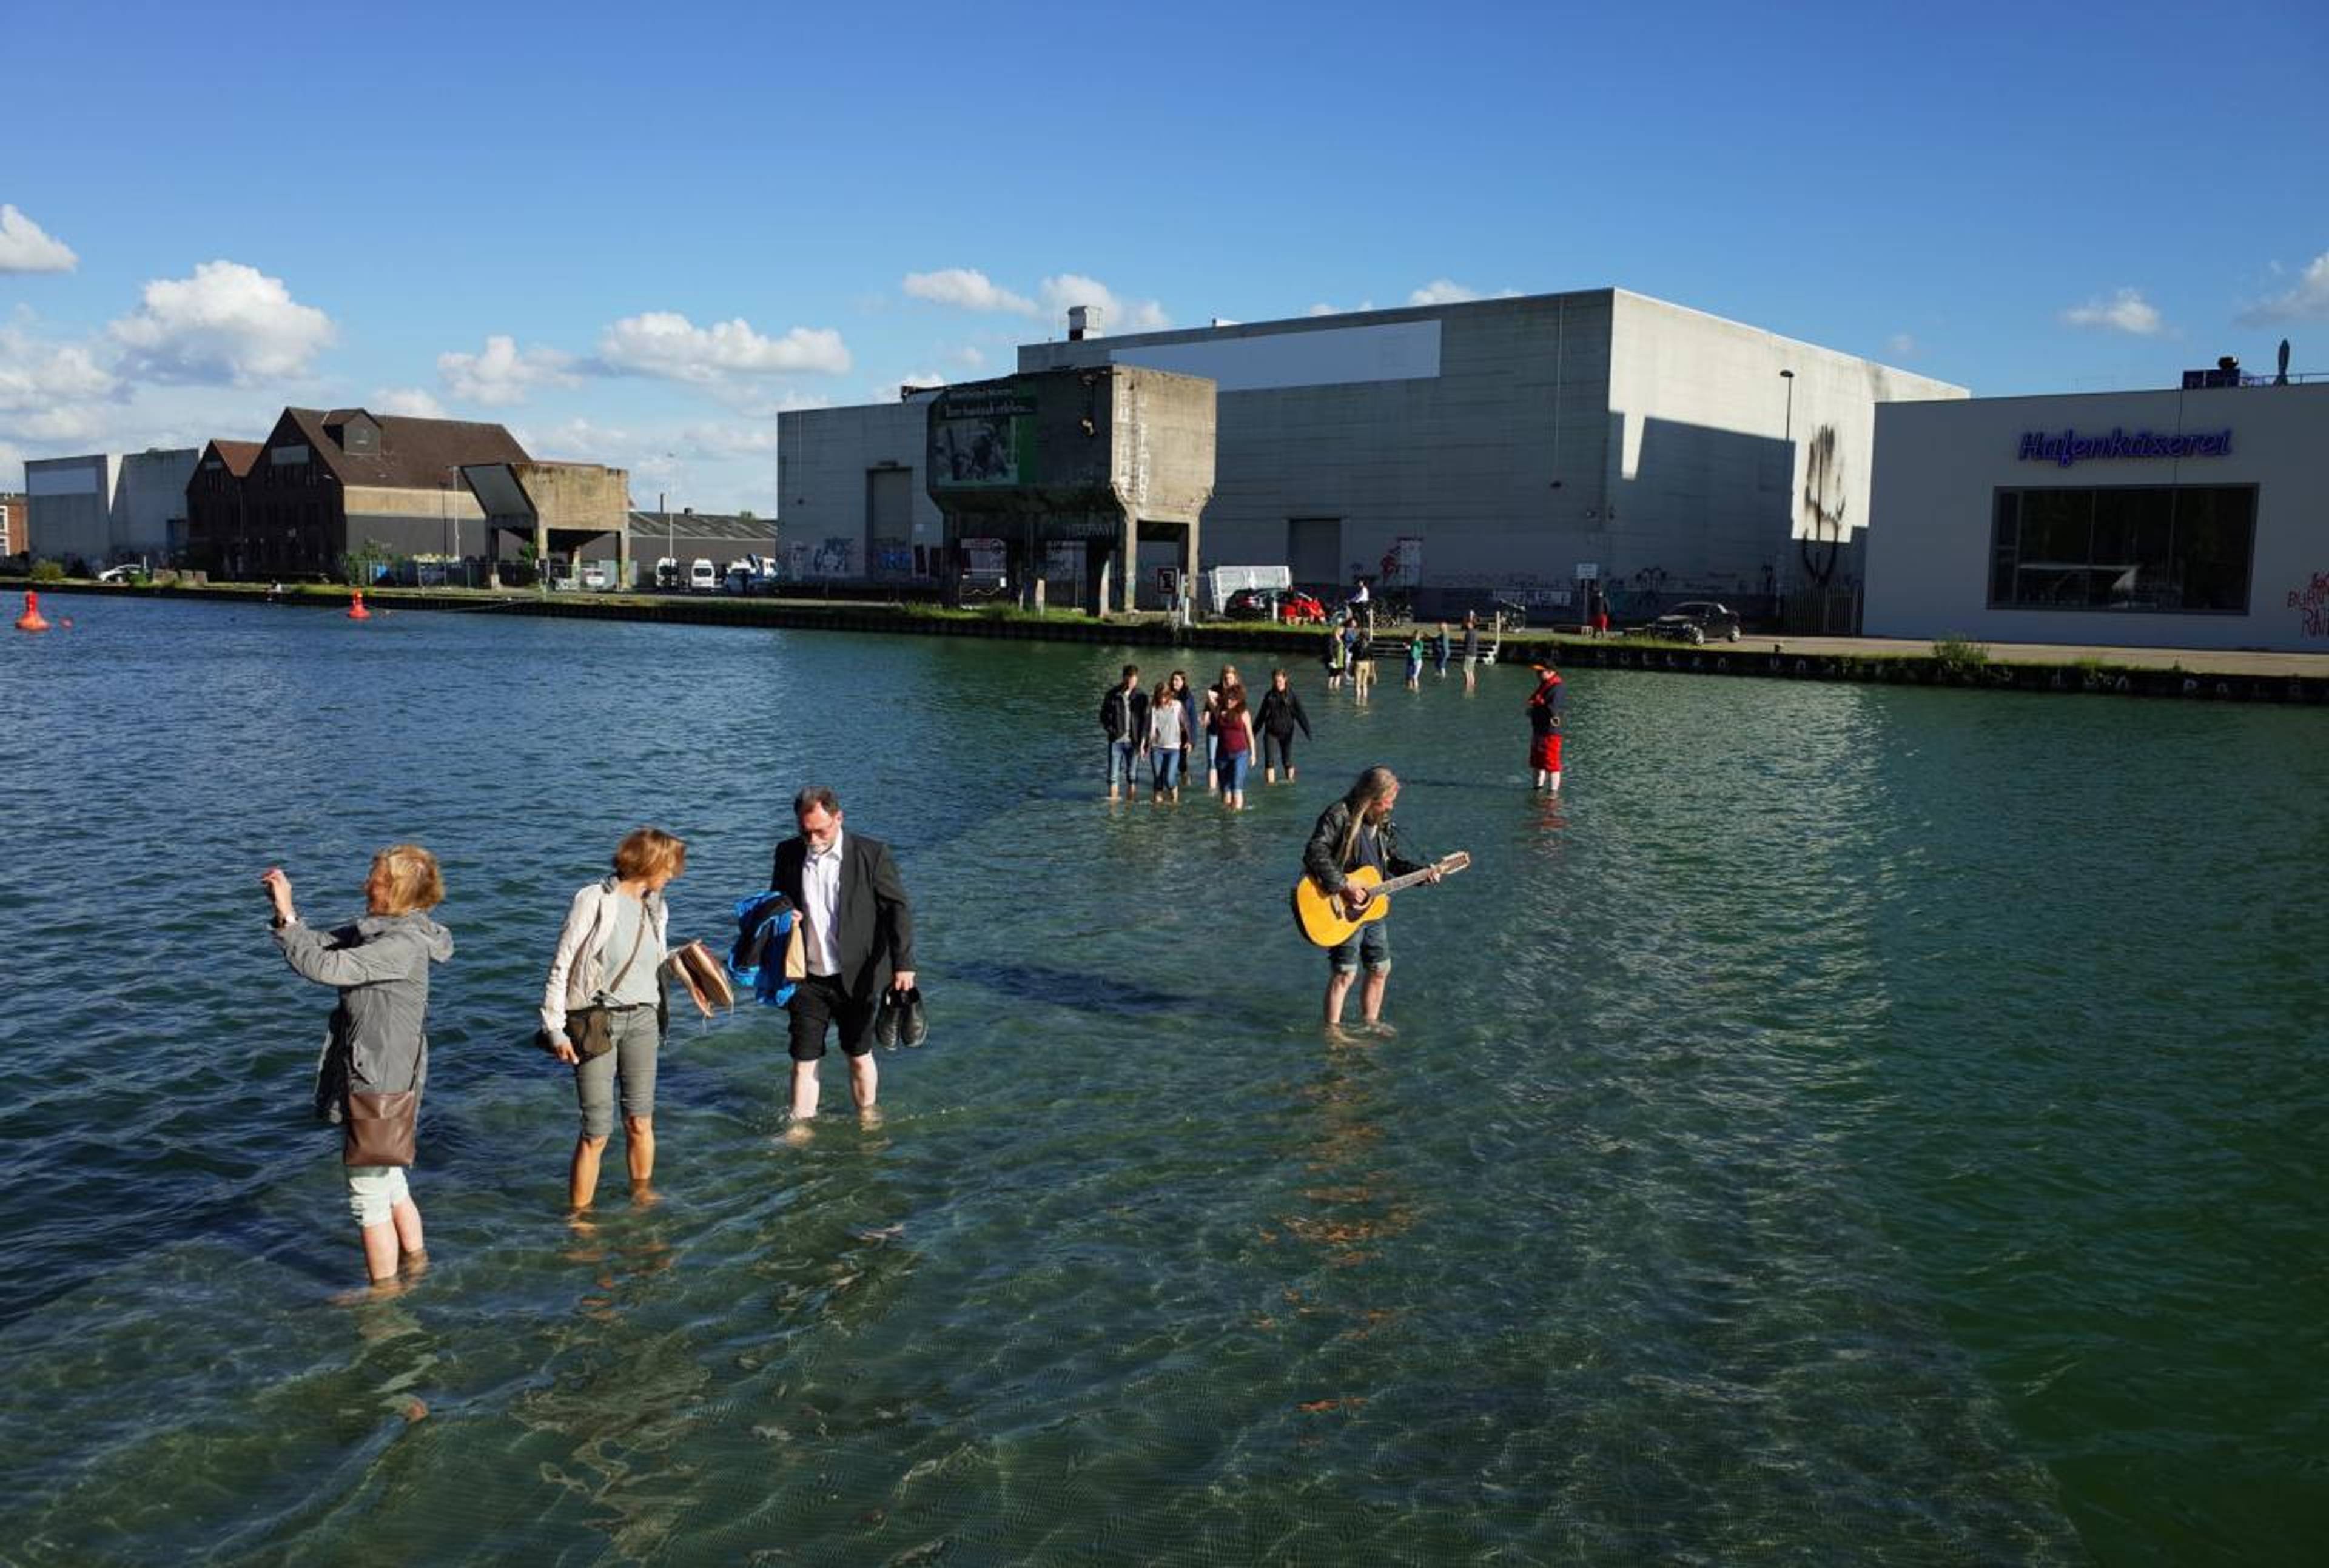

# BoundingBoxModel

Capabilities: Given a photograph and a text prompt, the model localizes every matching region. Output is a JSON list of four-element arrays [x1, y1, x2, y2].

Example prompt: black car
[[1638, 600, 1742, 644]]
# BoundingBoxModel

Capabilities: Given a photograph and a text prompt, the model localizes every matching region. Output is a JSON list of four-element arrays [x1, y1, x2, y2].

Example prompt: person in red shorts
[[1525, 662, 1565, 791]]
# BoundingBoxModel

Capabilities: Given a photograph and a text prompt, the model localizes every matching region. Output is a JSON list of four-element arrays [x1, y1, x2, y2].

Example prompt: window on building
[[1988, 485, 2254, 613]]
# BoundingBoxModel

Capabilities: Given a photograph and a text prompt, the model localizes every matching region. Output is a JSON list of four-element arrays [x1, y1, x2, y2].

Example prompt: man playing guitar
[[1301, 766, 1440, 1028]]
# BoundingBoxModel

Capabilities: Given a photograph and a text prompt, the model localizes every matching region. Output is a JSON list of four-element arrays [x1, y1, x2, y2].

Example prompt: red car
[[1276, 591, 1327, 623]]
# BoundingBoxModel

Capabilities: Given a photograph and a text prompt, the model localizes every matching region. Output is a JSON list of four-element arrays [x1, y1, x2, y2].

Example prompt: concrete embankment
[[18, 580, 2329, 705]]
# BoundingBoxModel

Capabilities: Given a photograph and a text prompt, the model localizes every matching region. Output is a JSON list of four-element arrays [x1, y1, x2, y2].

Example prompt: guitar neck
[[1370, 857, 1462, 896]]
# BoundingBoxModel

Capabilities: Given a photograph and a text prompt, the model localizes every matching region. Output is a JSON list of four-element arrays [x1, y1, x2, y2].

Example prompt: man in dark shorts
[[769, 786, 916, 1122], [1302, 766, 1439, 1028]]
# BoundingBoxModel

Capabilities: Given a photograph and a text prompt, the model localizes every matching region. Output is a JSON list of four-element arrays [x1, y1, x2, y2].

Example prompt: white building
[[1866, 383, 2329, 653], [24, 447, 198, 566], [780, 290, 1964, 620]]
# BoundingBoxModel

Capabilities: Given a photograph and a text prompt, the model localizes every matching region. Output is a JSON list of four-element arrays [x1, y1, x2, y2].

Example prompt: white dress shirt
[[801, 829, 844, 976]]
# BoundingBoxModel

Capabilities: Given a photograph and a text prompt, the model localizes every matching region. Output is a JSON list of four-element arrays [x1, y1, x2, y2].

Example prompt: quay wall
[[15, 579, 2329, 706]]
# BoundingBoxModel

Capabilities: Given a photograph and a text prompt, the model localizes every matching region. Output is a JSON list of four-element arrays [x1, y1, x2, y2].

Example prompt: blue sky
[[5, 0, 2325, 511]]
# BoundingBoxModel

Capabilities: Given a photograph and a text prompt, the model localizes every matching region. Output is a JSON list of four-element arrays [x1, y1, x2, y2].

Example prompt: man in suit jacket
[[770, 785, 916, 1122]]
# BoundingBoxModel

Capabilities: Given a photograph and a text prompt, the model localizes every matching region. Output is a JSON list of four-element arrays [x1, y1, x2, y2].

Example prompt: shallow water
[[1, 597, 2322, 1564]]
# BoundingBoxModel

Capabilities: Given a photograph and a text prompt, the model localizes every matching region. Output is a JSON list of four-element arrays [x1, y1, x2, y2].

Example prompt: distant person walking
[[1347, 620, 1374, 703], [540, 828, 686, 1211], [1214, 680, 1257, 809], [1168, 669, 1199, 786], [1203, 664, 1240, 792], [261, 845, 453, 1290], [1302, 768, 1440, 1028], [1100, 663, 1149, 803], [1255, 668, 1313, 785], [1324, 623, 1348, 689], [1525, 663, 1566, 791], [1404, 629, 1425, 690], [769, 788, 916, 1124], [1461, 611, 1482, 692], [1432, 621, 1452, 680], [1148, 675, 1186, 802]]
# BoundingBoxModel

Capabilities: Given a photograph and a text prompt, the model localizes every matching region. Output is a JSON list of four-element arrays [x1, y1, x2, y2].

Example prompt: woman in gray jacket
[[263, 845, 454, 1288], [541, 828, 687, 1211]]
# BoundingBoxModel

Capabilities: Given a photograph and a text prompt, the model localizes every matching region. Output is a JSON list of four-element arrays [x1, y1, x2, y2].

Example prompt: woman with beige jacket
[[541, 828, 685, 1210]]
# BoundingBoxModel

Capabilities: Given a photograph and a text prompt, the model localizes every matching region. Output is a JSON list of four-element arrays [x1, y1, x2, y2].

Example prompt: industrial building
[[1866, 380, 2329, 654], [781, 289, 1965, 622], [185, 407, 525, 578], [24, 448, 197, 569]]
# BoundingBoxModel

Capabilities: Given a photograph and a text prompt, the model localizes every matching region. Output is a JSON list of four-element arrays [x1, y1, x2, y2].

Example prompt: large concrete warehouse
[[779, 289, 1964, 622]]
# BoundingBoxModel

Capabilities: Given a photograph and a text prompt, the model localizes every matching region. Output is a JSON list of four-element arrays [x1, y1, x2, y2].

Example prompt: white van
[[688, 558, 717, 592]]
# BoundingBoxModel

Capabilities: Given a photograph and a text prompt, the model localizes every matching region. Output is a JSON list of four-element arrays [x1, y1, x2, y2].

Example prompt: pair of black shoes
[[875, 985, 928, 1049]]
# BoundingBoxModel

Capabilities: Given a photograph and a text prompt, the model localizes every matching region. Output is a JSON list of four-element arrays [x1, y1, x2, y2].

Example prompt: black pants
[[787, 973, 878, 1060], [1263, 731, 1297, 771]]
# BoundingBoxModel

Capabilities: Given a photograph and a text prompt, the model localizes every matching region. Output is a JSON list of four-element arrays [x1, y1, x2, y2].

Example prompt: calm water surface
[[1, 597, 2322, 1565]]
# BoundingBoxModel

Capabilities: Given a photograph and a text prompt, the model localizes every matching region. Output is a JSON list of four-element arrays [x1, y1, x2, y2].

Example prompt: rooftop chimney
[[1067, 304, 1100, 341]]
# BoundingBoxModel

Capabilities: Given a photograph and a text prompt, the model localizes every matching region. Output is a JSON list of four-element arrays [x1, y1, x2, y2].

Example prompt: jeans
[[1107, 738, 1141, 789], [1152, 746, 1183, 791], [1328, 919, 1391, 974], [1217, 748, 1251, 792]]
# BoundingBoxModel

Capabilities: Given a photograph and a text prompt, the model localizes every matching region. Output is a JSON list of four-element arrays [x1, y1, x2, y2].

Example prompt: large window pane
[[1989, 485, 2253, 613]]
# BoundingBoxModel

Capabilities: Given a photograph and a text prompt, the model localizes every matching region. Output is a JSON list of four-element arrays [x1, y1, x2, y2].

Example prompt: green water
[[1, 598, 2321, 1564]]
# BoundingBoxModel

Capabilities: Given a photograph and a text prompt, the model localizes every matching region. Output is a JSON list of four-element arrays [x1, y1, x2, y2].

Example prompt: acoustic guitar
[[1290, 852, 1471, 947]]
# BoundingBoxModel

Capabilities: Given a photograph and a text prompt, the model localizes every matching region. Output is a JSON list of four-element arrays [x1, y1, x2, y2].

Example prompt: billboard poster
[[932, 386, 1038, 487]]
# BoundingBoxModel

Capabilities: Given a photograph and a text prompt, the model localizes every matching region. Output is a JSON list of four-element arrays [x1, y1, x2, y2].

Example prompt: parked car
[[1636, 600, 1743, 643], [96, 565, 142, 583], [580, 565, 610, 591], [1223, 588, 1275, 620], [688, 558, 718, 592]]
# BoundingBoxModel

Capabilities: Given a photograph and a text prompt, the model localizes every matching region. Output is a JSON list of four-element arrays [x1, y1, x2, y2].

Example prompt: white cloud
[[903, 269, 1038, 316], [1307, 300, 1375, 317], [0, 206, 78, 273], [109, 260, 335, 383], [2061, 287, 2165, 336], [949, 344, 987, 369], [520, 417, 632, 465], [437, 333, 579, 406], [1410, 278, 1482, 306], [374, 387, 446, 418], [2236, 252, 2329, 326], [1037, 274, 1169, 333], [899, 369, 947, 390], [1886, 332, 1918, 359], [596, 312, 850, 381], [675, 423, 783, 458], [0, 326, 118, 410]]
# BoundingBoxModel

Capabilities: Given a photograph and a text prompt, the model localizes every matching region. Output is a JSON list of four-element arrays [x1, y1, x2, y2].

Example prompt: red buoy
[[15, 591, 50, 633], [348, 590, 371, 621]]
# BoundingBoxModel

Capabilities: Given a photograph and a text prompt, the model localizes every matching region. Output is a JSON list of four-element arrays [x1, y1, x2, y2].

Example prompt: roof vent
[[1067, 304, 1100, 341]]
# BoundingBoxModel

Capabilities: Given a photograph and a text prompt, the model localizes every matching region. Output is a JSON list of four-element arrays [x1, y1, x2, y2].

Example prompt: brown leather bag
[[343, 1087, 418, 1167]]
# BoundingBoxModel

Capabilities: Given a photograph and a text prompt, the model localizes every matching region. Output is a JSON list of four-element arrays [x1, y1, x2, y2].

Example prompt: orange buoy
[[15, 591, 50, 633], [348, 589, 371, 621]]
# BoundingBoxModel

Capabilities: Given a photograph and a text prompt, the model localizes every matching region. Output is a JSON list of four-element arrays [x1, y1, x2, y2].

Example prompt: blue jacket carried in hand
[[729, 891, 798, 1006]]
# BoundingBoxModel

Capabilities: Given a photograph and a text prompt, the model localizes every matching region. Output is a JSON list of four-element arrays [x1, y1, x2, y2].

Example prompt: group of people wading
[[262, 787, 914, 1290], [1101, 662, 1312, 808]]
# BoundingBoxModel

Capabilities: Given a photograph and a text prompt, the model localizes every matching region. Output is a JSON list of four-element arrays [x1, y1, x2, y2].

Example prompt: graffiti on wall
[[807, 537, 857, 578], [2290, 571, 2329, 638]]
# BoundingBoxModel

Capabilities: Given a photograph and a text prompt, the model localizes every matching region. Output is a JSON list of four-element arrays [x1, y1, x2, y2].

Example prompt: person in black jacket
[[769, 786, 916, 1124], [1098, 663, 1149, 803], [1254, 667, 1314, 785]]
